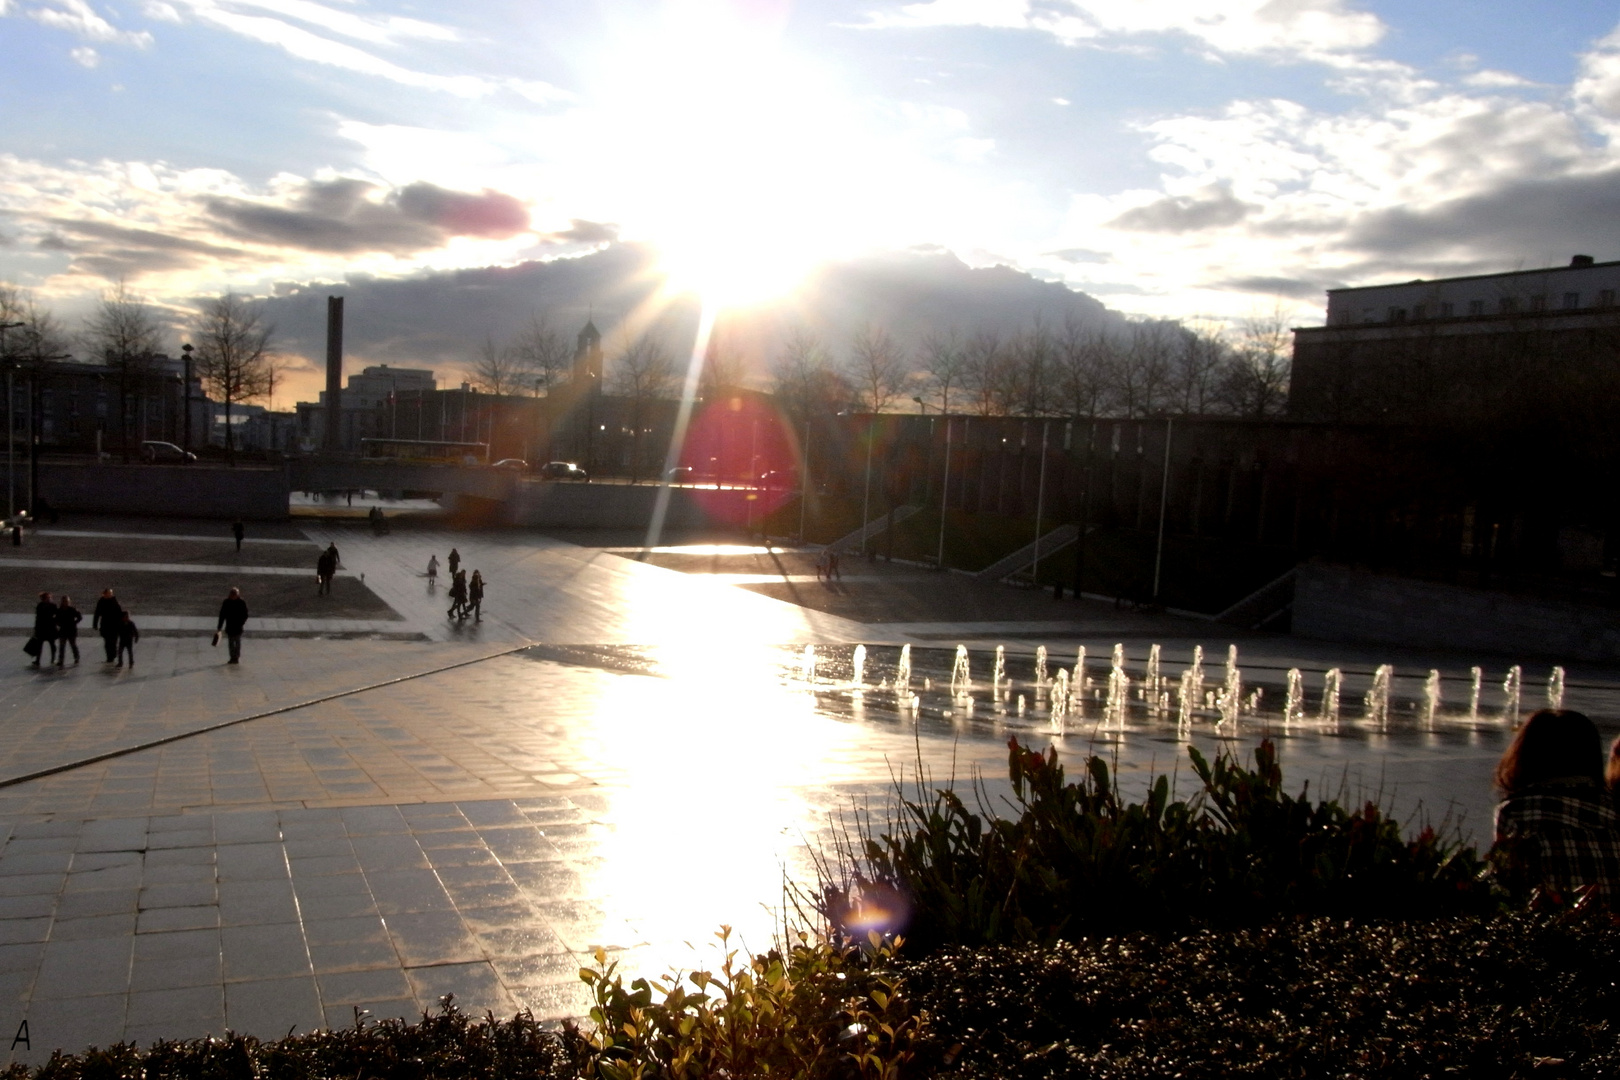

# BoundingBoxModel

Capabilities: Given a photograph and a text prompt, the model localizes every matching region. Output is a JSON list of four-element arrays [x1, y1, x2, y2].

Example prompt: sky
[[5, 0, 1620, 399]]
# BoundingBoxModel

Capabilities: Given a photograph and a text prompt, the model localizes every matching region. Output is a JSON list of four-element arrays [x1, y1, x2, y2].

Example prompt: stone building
[[1289, 255, 1620, 423], [295, 364, 436, 451]]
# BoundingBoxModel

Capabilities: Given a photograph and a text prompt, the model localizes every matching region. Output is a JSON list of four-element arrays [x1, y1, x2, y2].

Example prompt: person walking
[[468, 570, 484, 622], [316, 547, 336, 596], [448, 547, 461, 578], [92, 588, 122, 663], [216, 587, 249, 664], [115, 610, 139, 668], [426, 554, 439, 582], [447, 569, 467, 620], [31, 592, 57, 668], [55, 595, 81, 666], [231, 519, 245, 553]]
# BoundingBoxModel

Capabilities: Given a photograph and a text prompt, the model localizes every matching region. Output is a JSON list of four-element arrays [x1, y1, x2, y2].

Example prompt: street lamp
[[913, 395, 929, 414], [0, 322, 23, 521], [180, 343, 193, 452]]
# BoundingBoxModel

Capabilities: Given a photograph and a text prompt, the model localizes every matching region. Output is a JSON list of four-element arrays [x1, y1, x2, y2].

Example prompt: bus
[[359, 438, 489, 464]]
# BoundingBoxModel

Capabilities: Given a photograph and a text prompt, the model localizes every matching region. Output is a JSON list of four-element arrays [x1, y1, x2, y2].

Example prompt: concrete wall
[[1293, 562, 1620, 662], [508, 483, 760, 530], [40, 463, 290, 521], [287, 461, 518, 501]]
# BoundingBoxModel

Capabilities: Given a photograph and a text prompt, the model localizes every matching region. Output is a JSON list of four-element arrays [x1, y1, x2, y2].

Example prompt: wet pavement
[[0, 520, 1615, 1063]]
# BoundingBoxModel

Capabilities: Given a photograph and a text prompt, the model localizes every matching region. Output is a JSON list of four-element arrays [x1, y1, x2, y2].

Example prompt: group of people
[[1492, 708, 1620, 904], [426, 546, 485, 622], [813, 547, 843, 583], [23, 585, 251, 669]]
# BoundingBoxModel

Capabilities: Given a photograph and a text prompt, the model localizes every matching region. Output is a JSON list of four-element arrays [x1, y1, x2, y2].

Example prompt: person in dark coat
[[216, 587, 249, 664], [468, 570, 485, 622], [231, 519, 245, 552], [115, 610, 138, 668], [447, 569, 467, 620], [316, 548, 336, 596], [55, 595, 81, 666], [92, 588, 122, 663], [448, 548, 461, 577], [31, 592, 57, 668]]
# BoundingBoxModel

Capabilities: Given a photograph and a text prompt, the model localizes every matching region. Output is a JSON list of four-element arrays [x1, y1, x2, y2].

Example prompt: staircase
[[975, 523, 1082, 582], [826, 504, 923, 552], [1212, 566, 1298, 629]]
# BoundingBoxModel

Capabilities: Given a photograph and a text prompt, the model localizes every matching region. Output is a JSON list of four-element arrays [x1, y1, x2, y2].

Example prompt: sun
[[583, 0, 872, 308]]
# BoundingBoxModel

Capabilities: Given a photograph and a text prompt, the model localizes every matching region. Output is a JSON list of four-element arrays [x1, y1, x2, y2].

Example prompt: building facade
[[1289, 255, 1620, 423], [295, 364, 437, 451]]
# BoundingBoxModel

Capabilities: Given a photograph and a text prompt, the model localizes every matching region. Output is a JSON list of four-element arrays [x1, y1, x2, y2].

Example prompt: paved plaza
[[0, 517, 1614, 1063]]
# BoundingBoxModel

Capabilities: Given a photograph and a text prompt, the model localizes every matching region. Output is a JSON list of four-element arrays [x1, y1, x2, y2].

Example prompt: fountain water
[[1422, 669, 1442, 729], [1071, 646, 1087, 719], [1016, 694, 1026, 717], [992, 646, 1006, 700], [1365, 664, 1393, 729], [1050, 669, 1070, 734], [895, 644, 912, 699], [1035, 645, 1049, 689], [801, 644, 816, 683], [1284, 668, 1304, 724], [1320, 668, 1342, 724], [950, 645, 972, 700], [1547, 666, 1566, 711], [1502, 665, 1522, 723], [1468, 667, 1483, 722], [852, 645, 867, 690], [1106, 644, 1130, 728], [1146, 643, 1162, 704], [1216, 646, 1242, 728], [1186, 645, 1205, 714], [1177, 665, 1198, 728]]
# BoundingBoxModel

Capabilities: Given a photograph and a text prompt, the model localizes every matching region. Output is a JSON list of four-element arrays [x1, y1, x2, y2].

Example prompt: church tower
[[572, 318, 603, 391]]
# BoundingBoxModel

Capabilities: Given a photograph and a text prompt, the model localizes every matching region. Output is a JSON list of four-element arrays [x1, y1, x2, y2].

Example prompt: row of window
[[1360, 289, 1619, 324]]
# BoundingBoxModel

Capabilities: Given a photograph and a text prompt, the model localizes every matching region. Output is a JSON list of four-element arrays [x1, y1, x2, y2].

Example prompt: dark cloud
[[36, 219, 246, 279], [540, 218, 618, 245], [1345, 168, 1620, 266], [1212, 275, 1324, 299], [203, 178, 530, 255], [1107, 185, 1255, 233]]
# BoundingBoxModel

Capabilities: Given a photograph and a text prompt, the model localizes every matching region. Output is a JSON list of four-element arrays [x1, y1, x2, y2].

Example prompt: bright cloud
[[26, 0, 154, 46]]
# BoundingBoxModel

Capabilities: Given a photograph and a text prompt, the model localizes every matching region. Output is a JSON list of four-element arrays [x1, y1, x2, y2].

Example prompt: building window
[[1499, 297, 1518, 314], [1389, 307, 1407, 322], [1468, 300, 1485, 316], [1412, 304, 1426, 320], [1362, 308, 1375, 323], [1602, 290, 1616, 307], [1563, 292, 1581, 309], [1439, 302, 1454, 317], [1530, 294, 1546, 311]]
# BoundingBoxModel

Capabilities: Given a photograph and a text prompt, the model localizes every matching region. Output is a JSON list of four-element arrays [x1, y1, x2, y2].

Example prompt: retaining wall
[[508, 483, 763, 530], [39, 463, 290, 521], [1293, 562, 1620, 662]]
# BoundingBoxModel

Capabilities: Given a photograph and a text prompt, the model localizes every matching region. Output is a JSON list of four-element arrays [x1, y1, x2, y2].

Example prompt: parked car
[[539, 461, 590, 482], [491, 458, 529, 470], [141, 440, 197, 463]]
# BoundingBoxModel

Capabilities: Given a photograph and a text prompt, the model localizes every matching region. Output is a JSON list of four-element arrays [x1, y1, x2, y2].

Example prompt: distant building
[[25, 354, 207, 455], [1289, 255, 1620, 422], [295, 364, 436, 451]]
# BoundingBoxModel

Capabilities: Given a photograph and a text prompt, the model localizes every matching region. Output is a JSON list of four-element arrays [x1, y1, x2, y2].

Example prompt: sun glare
[[587, 2, 873, 308]]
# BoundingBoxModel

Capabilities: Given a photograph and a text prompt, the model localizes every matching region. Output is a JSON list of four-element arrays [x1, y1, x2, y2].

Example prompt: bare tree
[[1169, 320, 1228, 415], [191, 292, 274, 464], [82, 280, 163, 461], [1057, 319, 1114, 419], [919, 328, 966, 413], [700, 326, 745, 402], [960, 328, 1009, 416], [508, 313, 572, 396], [610, 334, 677, 481], [468, 334, 523, 397], [1218, 304, 1293, 418], [771, 327, 851, 420], [845, 325, 907, 413], [1112, 321, 1176, 417], [1009, 320, 1059, 416]]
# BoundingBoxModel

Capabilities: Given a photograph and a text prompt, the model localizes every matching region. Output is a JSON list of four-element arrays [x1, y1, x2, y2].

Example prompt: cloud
[[1107, 184, 1255, 232], [140, 1, 181, 22], [38, 217, 248, 277], [1212, 275, 1324, 299], [27, 0, 154, 47], [541, 219, 619, 245], [69, 44, 98, 66], [858, 0, 1386, 63], [203, 178, 529, 254]]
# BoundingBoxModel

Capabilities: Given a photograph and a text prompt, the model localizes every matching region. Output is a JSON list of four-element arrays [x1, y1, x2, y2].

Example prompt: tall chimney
[[324, 296, 344, 452]]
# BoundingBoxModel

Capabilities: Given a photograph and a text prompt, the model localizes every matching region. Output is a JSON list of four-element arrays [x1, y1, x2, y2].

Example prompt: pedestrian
[[814, 548, 828, 583], [316, 546, 336, 596], [116, 610, 139, 668], [469, 570, 484, 622], [31, 591, 57, 668], [55, 594, 81, 666], [215, 587, 249, 664], [447, 569, 467, 620], [828, 548, 843, 582], [448, 547, 461, 577], [426, 554, 439, 584], [92, 588, 122, 663], [231, 519, 245, 552]]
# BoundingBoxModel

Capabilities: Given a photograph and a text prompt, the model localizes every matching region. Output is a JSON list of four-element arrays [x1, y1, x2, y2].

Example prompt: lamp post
[[912, 395, 929, 414], [180, 343, 193, 452], [860, 413, 875, 558], [797, 415, 811, 542], [0, 322, 22, 521], [936, 414, 952, 569]]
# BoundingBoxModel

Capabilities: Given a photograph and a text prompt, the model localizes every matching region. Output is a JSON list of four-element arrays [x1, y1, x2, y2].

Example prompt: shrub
[[820, 737, 1494, 953]]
